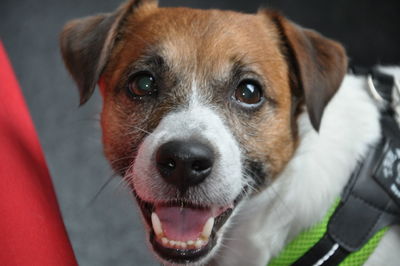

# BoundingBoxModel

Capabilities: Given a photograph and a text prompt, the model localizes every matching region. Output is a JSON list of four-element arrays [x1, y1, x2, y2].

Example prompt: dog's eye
[[234, 80, 263, 105], [127, 72, 156, 98]]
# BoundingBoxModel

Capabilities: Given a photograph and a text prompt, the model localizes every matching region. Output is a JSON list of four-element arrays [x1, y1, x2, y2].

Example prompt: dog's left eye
[[234, 80, 263, 105], [127, 72, 156, 98]]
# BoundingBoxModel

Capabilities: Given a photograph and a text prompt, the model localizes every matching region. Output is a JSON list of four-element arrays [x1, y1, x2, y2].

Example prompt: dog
[[60, 0, 400, 265]]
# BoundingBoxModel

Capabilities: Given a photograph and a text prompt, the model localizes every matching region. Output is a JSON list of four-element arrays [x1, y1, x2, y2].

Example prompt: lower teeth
[[157, 236, 207, 250]]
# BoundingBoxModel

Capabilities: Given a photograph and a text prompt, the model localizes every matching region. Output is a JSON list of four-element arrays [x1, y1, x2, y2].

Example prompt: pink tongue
[[155, 206, 212, 242]]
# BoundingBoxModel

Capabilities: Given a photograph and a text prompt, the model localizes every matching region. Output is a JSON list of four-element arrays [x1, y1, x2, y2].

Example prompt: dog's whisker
[[109, 168, 136, 193], [242, 178, 258, 193], [132, 126, 152, 135], [108, 155, 135, 166], [241, 170, 263, 193], [85, 172, 119, 208], [124, 125, 153, 136], [119, 171, 134, 188]]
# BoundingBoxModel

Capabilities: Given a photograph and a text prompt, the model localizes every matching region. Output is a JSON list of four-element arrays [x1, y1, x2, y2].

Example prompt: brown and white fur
[[60, 0, 400, 265]]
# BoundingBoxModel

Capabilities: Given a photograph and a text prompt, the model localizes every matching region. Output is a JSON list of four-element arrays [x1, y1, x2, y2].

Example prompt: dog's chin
[[133, 192, 245, 265]]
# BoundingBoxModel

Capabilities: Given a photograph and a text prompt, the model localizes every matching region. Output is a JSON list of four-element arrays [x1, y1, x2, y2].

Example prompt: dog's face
[[60, 0, 347, 264]]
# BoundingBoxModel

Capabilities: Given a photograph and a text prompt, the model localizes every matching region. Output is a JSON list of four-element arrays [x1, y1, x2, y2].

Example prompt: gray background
[[0, 0, 399, 265]]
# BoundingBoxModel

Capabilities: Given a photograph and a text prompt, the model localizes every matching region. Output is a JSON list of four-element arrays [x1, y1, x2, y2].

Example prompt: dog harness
[[269, 68, 400, 266]]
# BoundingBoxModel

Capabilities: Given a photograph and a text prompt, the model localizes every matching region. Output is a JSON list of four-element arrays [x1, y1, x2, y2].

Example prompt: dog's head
[[60, 0, 347, 264]]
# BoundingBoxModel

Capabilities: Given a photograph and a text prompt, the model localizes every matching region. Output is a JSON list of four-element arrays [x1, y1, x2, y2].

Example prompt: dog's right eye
[[127, 72, 157, 99]]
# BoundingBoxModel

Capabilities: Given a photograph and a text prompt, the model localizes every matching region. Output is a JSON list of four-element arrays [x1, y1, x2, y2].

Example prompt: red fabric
[[0, 41, 77, 265]]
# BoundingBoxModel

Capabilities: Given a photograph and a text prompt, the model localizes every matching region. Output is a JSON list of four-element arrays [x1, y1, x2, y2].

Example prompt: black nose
[[156, 140, 214, 192]]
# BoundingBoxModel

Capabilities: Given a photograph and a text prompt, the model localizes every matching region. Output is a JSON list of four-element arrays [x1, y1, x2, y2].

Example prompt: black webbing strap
[[292, 234, 349, 266], [292, 69, 400, 266], [374, 114, 400, 209]]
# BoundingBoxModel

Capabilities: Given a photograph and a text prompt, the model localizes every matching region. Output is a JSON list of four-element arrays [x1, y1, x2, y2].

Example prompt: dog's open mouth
[[135, 194, 244, 263]]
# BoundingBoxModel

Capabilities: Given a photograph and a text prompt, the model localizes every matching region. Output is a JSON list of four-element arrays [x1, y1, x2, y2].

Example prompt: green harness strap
[[268, 200, 388, 266]]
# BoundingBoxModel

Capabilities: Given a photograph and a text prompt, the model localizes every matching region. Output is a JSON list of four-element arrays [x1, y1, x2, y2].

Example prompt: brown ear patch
[[60, 13, 115, 105], [263, 10, 348, 131], [60, 0, 158, 105]]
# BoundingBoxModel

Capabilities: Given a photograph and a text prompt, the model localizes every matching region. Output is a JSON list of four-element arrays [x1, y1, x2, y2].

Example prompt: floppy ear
[[60, 0, 158, 105], [264, 11, 348, 131]]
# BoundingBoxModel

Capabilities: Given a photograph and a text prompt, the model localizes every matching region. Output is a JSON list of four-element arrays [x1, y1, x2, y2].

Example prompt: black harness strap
[[292, 68, 400, 266], [374, 114, 400, 209]]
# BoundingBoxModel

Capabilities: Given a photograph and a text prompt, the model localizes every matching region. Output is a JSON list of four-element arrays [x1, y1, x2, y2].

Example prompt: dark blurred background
[[0, 0, 399, 265]]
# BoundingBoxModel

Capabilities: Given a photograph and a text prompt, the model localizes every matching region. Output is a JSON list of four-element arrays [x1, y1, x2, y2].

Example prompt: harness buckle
[[367, 71, 400, 123], [367, 74, 387, 105]]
